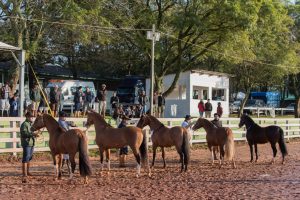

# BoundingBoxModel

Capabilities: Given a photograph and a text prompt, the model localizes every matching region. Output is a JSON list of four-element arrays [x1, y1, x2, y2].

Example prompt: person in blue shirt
[[9, 94, 18, 117], [181, 115, 195, 143], [118, 115, 130, 167]]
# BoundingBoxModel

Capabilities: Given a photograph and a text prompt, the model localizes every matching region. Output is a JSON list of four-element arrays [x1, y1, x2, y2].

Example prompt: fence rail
[[1, 117, 300, 154]]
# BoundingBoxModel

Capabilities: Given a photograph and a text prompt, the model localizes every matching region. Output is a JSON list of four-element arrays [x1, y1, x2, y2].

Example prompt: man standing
[[20, 112, 39, 183], [211, 113, 222, 128], [50, 85, 59, 117], [118, 115, 130, 167], [30, 83, 41, 117], [217, 102, 223, 118], [157, 92, 165, 118], [138, 90, 148, 115], [83, 87, 94, 116], [74, 86, 83, 118], [205, 99, 213, 118], [96, 84, 107, 117], [110, 91, 119, 115]]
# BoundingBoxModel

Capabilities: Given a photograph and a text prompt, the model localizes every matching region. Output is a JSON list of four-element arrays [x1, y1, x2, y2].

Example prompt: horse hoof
[[136, 174, 139, 178], [22, 177, 27, 183], [148, 173, 152, 178]]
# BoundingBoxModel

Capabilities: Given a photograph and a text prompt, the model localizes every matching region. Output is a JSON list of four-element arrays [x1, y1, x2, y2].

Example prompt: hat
[[25, 111, 34, 117], [214, 113, 220, 117], [102, 84, 106, 87], [185, 115, 192, 120], [59, 111, 67, 117]]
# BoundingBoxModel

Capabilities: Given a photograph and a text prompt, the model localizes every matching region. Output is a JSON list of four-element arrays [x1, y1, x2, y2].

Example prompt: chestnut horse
[[136, 114, 190, 172], [85, 111, 150, 177], [239, 114, 288, 164], [31, 114, 92, 184], [192, 118, 236, 168]]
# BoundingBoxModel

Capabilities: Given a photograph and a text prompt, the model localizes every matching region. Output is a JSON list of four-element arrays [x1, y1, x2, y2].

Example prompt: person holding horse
[[181, 115, 195, 144], [211, 113, 222, 128], [118, 115, 131, 167], [20, 111, 40, 183]]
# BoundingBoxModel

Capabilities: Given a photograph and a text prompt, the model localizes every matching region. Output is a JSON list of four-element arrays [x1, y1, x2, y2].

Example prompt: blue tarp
[[250, 92, 281, 107]]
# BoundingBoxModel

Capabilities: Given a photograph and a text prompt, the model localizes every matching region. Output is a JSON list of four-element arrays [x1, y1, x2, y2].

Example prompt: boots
[[22, 163, 28, 183], [27, 162, 33, 176]]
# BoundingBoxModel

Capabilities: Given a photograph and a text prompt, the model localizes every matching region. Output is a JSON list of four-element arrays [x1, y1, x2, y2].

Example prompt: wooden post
[[167, 120, 172, 127], [257, 108, 259, 118], [286, 120, 289, 142], [11, 121, 17, 156]]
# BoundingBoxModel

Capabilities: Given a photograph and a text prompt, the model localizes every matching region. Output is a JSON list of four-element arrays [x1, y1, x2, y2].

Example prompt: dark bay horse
[[85, 111, 150, 177], [239, 114, 288, 164], [136, 114, 190, 172], [192, 118, 236, 168], [31, 114, 92, 184]]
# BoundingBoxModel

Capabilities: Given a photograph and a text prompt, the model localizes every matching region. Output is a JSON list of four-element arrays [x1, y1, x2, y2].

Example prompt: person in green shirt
[[20, 111, 39, 183]]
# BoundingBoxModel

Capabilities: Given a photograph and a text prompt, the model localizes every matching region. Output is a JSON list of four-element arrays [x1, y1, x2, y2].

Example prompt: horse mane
[[147, 114, 165, 127], [43, 114, 66, 133], [243, 114, 256, 125], [198, 118, 215, 129]]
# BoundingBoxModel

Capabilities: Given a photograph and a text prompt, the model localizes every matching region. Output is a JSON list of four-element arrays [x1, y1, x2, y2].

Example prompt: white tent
[[0, 41, 25, 117]]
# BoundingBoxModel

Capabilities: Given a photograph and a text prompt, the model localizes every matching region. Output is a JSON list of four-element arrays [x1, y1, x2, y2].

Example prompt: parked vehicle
[[284, 103, 295, 114], [243, 99, 266, 114], [116, 75, 145, 106], [229, 100, 241, 114]]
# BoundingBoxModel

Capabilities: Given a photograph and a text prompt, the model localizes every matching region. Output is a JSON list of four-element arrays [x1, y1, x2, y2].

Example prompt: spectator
[[96, 84, 107, 117], [211, 113, 222, 128], [138, 90, 148, 115], [30, 83, 41, 117], [157, 92, 165, 118], [50, 85, 60, 117], [205, 99, 213, 118], [74, 86, 83, 118], [198, 100, 205, 117], [118, 115, 130, 167], [136, 104, 143, 118], [130, 106, 136, 118], [217, 102, 223, 117], [20, 111, 39, 183], [125, 106, 132, 118], [110, 92, 119, 115], [83, 87, 94, 116], [153, 92, 158, 117], [38, 88, 49, 114], [9, 94, 18, 117], [0, 84, 6, 116], [58, 88, 64, 112]]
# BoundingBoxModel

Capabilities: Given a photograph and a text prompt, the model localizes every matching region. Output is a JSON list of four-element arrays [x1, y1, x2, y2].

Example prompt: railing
[[1, 117, 300, 154], [242, 107, 294, 117]]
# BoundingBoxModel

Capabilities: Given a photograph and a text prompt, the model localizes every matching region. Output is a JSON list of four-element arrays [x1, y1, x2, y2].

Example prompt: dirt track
[[1, 142, 300, 199]]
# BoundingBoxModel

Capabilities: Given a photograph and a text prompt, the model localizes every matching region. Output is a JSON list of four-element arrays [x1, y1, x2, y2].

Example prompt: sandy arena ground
[[0, 142, 300, 199]]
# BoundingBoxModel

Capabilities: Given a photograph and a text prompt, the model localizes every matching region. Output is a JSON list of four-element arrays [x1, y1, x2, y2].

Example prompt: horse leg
[[151, 145, 157, 169], [161, 147, 166, 169], [271, 143, 277, 164], [99, 148, 104, 174], [52, 154, 59, 180], [219, 145, 225, 169], [254, 144, 259, 162], [249, 144, 254, 162], [175, 145, 184, 173], [105, 149, 111, 173], [132, 148, 141, 177], [69, 155, 76, 181], [208, 145, 214, 166], [57, 154, 63, 180]]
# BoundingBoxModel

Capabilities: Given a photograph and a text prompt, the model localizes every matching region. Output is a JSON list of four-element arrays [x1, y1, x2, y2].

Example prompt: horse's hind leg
[[99, 148, 104, 174], [132, 148, 141, 177], [69, 154, 76, 180], [254, 144, 259, 162], [57, 154, 63, 180], [219, 145, 225, 169], [52, 154, 59, 180], [249, 144, 254, 162], [271, 143, 277, 164], [151, 145, 158, 169], [175, 145, 184, 173], [161, 147, 166, 168], [105, 149, 111, 173]]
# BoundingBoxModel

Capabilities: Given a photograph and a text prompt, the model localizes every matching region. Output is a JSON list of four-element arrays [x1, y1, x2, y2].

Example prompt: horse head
[[85, 111, 95, 128], [192, 118, 205, 131], [31, 113, 45, 131], [136, 114, 150, 129], [238, 114, 247, 128]]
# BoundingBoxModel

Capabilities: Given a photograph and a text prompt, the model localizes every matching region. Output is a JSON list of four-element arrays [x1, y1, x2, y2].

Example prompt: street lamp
[[147, 24, 160, 115]]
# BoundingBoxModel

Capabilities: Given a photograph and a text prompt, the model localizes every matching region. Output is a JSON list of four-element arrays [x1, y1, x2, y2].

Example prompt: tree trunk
[[162, 71, 181, 97], [238, 90, 250, 117], [154, 76, 163, 93], [295, 96, 300, 118]]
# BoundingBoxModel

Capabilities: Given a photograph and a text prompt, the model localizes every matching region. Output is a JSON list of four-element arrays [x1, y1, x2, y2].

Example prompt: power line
[[4, 16, 151, 31]]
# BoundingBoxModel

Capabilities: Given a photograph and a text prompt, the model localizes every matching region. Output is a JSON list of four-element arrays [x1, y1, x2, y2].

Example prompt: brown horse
[[192, 118, 236, 168], [31, 114, 92, 184], [136, 114, 190, 172], [85, 111, 150, 177]]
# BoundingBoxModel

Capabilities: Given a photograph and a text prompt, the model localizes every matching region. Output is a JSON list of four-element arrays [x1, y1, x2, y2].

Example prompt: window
[[192, 86, 208, 100], [212, 88, 226, 101]]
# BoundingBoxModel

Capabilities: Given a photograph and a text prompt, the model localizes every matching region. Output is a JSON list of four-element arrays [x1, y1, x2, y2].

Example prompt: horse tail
[[139, 129, 148, 166], [182, 128, 190, 168], [225, 128, 235, 161], [78, 132, 92, 177], [278, 127, 288, 156]]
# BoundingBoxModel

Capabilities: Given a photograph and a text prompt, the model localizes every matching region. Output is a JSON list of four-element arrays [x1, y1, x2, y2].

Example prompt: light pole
[[147, 24, 160, 115]]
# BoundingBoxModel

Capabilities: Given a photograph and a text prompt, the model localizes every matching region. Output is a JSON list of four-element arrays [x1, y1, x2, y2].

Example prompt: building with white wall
[[146, 70, 231, 118]]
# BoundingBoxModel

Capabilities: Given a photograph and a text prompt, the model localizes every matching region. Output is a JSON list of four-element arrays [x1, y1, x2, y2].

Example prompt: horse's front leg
[[57, 154, 63, 180], [131, 147, 141, 178], [271, 143, 277, 164], [52, 154, 59, 180], [151, 145, 157, 169], [254, 143, 259, 162], [99, 148, 104, 174], [105, 149, 111, 173], [249, 144, 254, 162]]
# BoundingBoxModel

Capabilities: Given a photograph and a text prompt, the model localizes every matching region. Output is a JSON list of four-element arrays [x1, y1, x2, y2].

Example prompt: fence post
[[11, 120, 17, 156], [286, 120, 289, 142], [167, 120, 172, 127]]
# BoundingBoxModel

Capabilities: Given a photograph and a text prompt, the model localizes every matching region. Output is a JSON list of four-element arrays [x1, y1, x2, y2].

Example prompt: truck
[[116, 75, 145, 106]]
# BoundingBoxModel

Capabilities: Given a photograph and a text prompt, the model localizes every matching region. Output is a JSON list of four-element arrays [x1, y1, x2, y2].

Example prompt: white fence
[[1, 117, 300, 154]]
